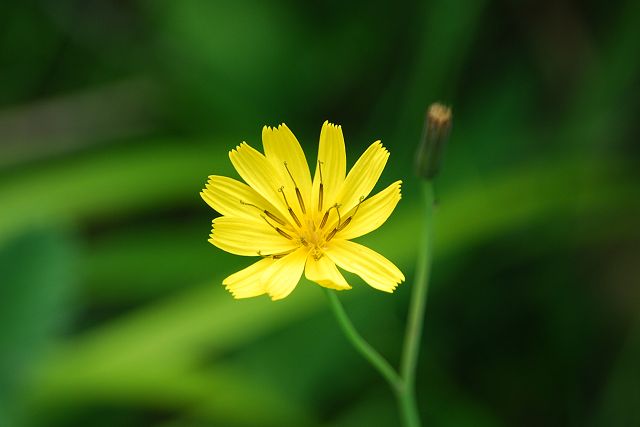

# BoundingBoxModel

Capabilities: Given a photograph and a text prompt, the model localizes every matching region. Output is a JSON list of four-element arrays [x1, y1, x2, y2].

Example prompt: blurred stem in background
[[326, 104, 451, 427], [397, 181, 434, 427]]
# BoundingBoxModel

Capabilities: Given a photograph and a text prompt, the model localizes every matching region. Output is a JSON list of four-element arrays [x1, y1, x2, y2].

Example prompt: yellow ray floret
[[201, 121, 404, 300]]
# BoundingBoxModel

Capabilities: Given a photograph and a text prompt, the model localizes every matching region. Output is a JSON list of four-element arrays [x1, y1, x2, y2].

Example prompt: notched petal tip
[[227, 289, 253, 299], [322, 120, 343, 130], [232, 142, 252, 153], [262, 125, 274, 138]]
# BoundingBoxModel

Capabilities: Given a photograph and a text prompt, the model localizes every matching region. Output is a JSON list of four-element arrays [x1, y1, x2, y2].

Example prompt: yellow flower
[[201, 121, 405, 300]]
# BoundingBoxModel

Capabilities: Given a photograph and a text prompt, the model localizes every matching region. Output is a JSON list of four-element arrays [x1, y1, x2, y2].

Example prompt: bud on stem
[[415, 103, 452, 180]]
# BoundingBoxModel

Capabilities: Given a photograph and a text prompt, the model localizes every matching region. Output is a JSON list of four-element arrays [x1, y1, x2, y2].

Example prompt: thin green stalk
[[324, 288, 403, 393], [400, 181, 435, 420], [397, 389, 420, 427], [325, 181, 434, 427]]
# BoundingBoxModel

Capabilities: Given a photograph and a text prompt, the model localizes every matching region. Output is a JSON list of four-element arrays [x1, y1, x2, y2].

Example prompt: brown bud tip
[[415, 102, 453, 180], [427, 103, 452, 131]]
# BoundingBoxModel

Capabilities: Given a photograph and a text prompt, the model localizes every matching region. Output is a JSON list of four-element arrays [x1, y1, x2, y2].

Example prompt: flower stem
[[325, 181, 435, 427], [399, 181, 435, 424], [324, 288, 403, 393]]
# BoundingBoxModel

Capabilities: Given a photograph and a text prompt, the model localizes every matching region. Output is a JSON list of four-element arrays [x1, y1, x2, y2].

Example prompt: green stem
[[398, 390, 420, 427], [399, 181, 435, 422], [324, 289, 403, 393], [325, 181, 434, 427]]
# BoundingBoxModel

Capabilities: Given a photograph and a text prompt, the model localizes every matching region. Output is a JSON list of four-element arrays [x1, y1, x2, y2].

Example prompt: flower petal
[[222, 258, 275, 298], [326, 240, 404, 292], [336, 180, 402, 240], [201, 175, 284, 221], [312, 121, 346, 213], [304, 254, 351, 290], [209, 217, 300, 256], [229, 142, 290, 221], [262, 124, 312, 221], [336, 141, 389, 214], [262, 246, 308, 300]]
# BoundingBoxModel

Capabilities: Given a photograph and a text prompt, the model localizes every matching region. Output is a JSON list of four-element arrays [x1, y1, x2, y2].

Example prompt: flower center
[[240, 161, 365, 261], [300, 219, 327, 260]]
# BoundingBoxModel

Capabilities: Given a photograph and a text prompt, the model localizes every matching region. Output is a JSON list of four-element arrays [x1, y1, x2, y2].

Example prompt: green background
[[1, 0, 639, 426]]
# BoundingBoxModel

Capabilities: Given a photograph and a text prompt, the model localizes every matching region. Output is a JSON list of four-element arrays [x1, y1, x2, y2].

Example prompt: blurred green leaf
[[0, 228, 77, 425], [0, 141, 229, 246]]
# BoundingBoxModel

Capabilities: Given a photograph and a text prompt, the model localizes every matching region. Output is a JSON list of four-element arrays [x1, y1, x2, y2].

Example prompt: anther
[[284, 162, 306, 214], [261, 215, 293, 240], [295, 188, 306, 214], [337, 196, 365, 231], [240, 200, 285, 226], [319, 203, 339, 229], [258, 249, 292, 259], [317, 161, 324, 212], [337, 217, 352, 230], [276, 228, 294, 240], [278, 187, 302, 227], [264, 210, 286, 226], [326, 227, 338, 241], [319, 210, 330, 229]]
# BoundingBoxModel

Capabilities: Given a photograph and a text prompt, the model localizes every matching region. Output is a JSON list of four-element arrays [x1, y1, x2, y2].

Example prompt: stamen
[[261, 215, 293, 240], [337, 217, 352, 230], [284, 162, 306, 214], [264, 210, 286, 226], [278, 187, 302, 227], [317, 161, 324, 212], [319, 210, 330, 229], [240, 200, 261, 210], [258, 249, 293, 259], [337, 196, 365, 231], [319, 203, 339, 229], [276, 228, 294, 240], [326, 227, 338, 241], [295, 188, 306, 214], [283, 161, 298, 187], [240, 200, 286, 226]]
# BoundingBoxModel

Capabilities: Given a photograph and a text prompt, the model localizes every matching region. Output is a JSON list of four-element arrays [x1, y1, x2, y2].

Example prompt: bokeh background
[[1, 0, 639, 426]]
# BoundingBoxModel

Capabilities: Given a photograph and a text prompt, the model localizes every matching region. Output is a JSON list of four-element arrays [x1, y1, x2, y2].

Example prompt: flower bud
[[415, 103, 452, 180]]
